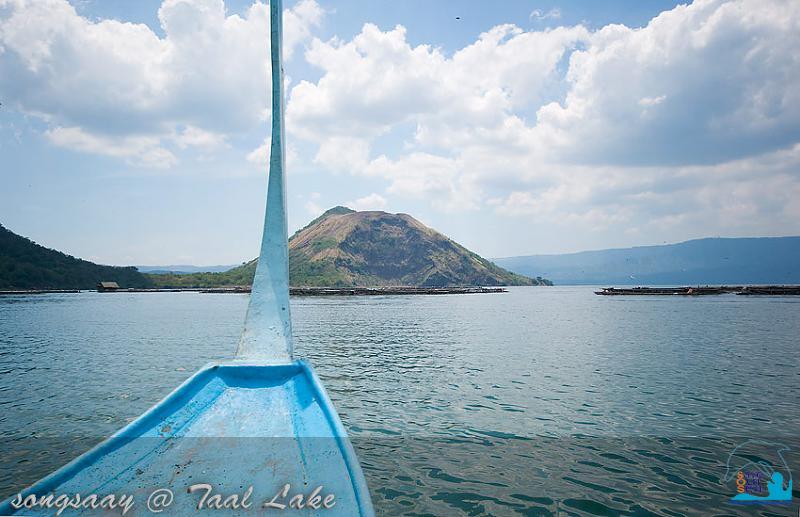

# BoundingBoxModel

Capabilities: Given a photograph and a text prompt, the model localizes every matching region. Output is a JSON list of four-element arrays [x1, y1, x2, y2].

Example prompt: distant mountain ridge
[[136, 264, 237, 275], [494, 236, 800, 285], [150, 207, 546, 288], [0, 224, 149, 289]]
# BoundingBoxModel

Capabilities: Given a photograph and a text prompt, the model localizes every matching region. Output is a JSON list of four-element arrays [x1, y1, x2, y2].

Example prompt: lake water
[[1, 287, 798, 515]]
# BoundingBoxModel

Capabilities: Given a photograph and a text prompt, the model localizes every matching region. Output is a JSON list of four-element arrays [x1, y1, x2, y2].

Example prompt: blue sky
[[1, 0, 799, 266]]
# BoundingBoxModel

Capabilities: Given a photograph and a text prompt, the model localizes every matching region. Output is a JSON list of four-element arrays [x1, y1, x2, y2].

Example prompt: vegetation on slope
[[147, 260, 257, 288], [148, 207, 551, 288], [0, 224, 150, 289]]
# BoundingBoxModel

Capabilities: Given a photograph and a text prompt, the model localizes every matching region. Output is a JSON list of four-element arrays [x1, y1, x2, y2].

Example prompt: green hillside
[[0, 224, 150, 289], [145, 260, 257, 288]]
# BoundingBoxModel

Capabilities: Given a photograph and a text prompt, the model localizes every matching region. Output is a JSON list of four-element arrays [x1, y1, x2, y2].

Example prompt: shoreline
[[0, 286, 509, 296], [0, 289, 81, 295], [6, 284, 800, 297]]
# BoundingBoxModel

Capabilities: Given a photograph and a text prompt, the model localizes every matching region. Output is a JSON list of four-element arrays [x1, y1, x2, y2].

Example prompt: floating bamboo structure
[[202, 286, 507, 295], [737, 285, 800, 295], [595, 285, 800, 296]]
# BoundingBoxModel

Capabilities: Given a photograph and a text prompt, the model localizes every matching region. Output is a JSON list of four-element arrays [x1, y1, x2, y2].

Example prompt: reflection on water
[[1, 288, 798, 515]]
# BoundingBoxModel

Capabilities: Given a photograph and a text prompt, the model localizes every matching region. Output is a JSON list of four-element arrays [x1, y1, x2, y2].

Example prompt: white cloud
[[289, 21, 588, 207], [489, 144, 800, 238], [314, 136, 370, 173], [304, 191, 323, 217], [529, 8, 561, 22], [3, 0, 800, 244], [283, 0, 324, 55], [638, 95, 667, 107], [285, 0, 800, 239], [173, 125, 228, 150], [45, 126, 177, 168], [537, 0, 800, 165], [245, 137, 299, 171], [0, 0, 323, 168], [345, 193, 387, 212], [246, 138, 271, 166], [365, 153, 480, 212]]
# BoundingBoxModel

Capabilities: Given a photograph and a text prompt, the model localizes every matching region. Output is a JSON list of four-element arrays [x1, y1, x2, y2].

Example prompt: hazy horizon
[[5, 217, 798, 269]]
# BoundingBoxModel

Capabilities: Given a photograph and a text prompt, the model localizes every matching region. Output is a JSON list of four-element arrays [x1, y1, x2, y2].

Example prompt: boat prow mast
[[0, 3, 375, 514], [237, 0, 292, 363]]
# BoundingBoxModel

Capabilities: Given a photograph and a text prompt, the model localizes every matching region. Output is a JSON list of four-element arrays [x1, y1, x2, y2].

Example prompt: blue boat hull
[[0, 361, 374, 516]]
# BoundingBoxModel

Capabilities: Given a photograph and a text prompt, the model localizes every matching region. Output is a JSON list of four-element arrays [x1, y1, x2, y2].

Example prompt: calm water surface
[[1, 287, 798, 515]]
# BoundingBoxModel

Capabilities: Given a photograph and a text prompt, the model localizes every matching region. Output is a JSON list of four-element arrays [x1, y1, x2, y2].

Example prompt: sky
[[1, 0, 799, 266]]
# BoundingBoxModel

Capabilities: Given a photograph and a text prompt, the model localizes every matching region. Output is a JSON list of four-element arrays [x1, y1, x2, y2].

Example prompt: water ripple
[[1, 288, 799, 515]]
